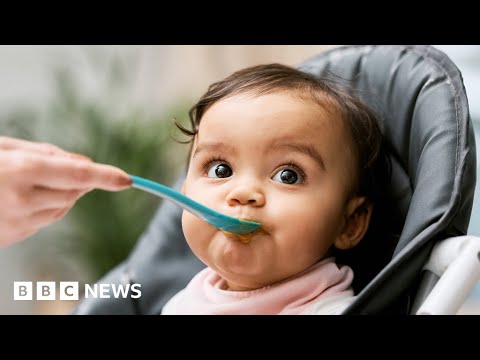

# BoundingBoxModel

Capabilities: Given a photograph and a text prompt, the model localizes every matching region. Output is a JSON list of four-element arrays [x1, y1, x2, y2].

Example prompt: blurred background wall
[[0, 45, 478, 314]]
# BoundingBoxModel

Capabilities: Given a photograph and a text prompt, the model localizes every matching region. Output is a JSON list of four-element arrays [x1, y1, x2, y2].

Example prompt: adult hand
[[0, 136, 132, 247]]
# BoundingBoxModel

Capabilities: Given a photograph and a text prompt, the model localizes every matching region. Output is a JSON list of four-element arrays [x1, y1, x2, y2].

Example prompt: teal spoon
[[130, 175, 261, 235]]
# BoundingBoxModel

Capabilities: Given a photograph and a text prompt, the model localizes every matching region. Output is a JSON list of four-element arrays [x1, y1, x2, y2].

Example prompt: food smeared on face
[[222, 227, 267, 244]]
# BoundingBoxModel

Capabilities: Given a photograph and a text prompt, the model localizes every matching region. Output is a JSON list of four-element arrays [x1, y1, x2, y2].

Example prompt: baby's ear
[[334, 196, 373, 250]]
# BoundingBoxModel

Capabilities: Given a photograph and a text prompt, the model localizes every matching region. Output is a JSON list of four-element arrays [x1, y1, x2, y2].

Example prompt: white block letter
[[37, 281, 55, 300], [14, 282, 32, 300], [60, 282, 79, 300]]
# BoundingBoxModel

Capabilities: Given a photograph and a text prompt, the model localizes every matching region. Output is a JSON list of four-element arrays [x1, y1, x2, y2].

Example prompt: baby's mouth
[[221, 219, 268, 244]]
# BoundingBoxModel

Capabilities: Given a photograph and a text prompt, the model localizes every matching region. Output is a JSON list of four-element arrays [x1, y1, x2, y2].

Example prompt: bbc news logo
[[13, 281, 141, 300]]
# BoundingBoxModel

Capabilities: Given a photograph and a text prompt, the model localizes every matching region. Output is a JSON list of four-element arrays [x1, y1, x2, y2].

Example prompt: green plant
[[1, 51, 191, 281], [49, 67, 191, 280]]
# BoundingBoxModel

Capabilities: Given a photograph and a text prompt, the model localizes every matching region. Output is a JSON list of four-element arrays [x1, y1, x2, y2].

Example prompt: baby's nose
[[226, 185, 265, 207]]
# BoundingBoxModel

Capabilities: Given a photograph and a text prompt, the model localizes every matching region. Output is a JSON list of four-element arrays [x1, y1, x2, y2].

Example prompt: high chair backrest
[[298, 45, 476, 314], [71, 45, 477, 315]]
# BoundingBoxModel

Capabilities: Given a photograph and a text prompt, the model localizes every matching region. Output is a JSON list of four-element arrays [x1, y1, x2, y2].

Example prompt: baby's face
[[182, 92, 359, 291]]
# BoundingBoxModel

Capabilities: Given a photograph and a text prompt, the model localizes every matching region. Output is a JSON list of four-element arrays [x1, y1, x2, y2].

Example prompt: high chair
[[72, 45, 478, 315]]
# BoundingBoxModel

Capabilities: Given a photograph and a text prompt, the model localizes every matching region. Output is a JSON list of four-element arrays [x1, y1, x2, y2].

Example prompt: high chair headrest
[[300, 45, 476, 313]]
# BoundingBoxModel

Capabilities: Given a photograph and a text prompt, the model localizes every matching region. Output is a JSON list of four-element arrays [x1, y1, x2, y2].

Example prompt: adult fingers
[[0, 136, 91, 161], [26, 187, 83, 212], [28, 154, 132, 191]]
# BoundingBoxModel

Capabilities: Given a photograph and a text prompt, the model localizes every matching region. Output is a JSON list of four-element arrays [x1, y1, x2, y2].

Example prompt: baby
[[162, 63, 390, 315]]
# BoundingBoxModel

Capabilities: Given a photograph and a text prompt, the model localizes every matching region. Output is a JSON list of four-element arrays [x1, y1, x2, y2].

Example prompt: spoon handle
[[129, 175, 260, 234]]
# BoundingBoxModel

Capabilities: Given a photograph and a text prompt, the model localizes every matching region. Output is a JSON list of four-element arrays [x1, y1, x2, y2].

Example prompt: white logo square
[[37, 281, 56, 300], [14, 282, 32, 300], [60, 282, 79, 300]]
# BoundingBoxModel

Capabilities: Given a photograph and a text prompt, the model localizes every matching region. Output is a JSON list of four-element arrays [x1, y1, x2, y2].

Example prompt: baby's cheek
[[182, 211, 214, 256], [185, 181, 211, 202], [274, 205, 326, 244], [272, 205, 308, 232], [182, 211, 201, 240]]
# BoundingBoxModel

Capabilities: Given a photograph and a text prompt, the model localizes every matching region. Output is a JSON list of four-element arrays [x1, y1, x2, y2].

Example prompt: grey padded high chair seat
[[72, 45, 477, 315]]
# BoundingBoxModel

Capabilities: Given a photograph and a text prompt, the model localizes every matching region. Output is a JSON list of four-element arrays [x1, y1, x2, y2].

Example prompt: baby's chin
[[215, 261, 281, 291], [215, 268, 270, 291], [208, 234, 264, 277]]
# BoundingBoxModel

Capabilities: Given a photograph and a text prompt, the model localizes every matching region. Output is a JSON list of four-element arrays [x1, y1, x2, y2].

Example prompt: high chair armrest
[[415, 235, 480, 315]]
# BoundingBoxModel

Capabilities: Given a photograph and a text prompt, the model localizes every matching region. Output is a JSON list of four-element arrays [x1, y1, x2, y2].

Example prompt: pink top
[[163, 257, 354, 315]]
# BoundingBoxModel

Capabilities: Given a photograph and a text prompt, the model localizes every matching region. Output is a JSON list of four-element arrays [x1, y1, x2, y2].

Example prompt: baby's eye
[[207, 163, 233, 178], [272, 168, 304, 184]]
